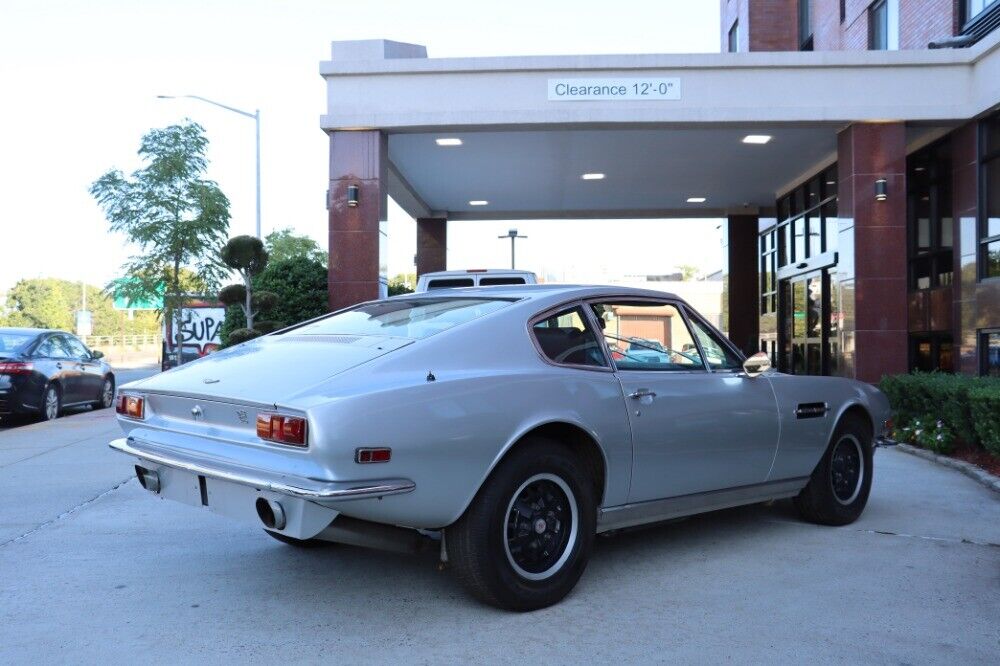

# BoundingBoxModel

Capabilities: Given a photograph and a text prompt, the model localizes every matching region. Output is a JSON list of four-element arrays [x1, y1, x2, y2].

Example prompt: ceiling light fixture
[[742, 135, 772, 144], [435, 138, 463, 146], [469, 200, 489, 206], [687, 197, 707, 203], [581, 173, 605, 180]]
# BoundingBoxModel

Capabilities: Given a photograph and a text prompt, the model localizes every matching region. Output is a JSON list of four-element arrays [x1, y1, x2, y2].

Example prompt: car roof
[[0, 327, 54, 336], [419, 269, 536, 278], [396, 283, 682, 302]]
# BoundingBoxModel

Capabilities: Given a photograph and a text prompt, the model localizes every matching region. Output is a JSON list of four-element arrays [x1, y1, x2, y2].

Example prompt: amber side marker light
[[355, 447, 391, 464], [115, 394, 145, 419], [256, 413, 308, 447]]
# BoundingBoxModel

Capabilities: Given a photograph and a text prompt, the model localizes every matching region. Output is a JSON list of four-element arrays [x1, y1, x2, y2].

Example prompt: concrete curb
[[895, 442, 1000, 495]]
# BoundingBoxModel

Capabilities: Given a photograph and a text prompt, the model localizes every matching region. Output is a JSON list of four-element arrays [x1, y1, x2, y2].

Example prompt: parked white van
[[414, 269, 538, 292]]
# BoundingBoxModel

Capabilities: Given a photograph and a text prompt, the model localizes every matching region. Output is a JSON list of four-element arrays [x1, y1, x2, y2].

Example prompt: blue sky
[[0, 0, 721, 290]]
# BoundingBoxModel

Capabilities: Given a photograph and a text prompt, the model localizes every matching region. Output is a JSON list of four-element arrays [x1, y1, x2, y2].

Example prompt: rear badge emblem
[[235, 410, 248, 424], [191, 405, 204, 421], [203, 378, 220, 384]]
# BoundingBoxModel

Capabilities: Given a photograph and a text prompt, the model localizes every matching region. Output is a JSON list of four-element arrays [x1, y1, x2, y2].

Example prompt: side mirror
[[743, 351, 772, 378], [91, 350, 104, 360]]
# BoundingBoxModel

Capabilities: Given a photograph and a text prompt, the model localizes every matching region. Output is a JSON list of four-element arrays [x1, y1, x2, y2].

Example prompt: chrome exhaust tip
[[255, 497, 286, 531], [134, 465, 160, 493]]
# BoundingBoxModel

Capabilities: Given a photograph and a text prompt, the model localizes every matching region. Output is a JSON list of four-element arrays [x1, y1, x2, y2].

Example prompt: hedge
[[879, 372, 1000, 457]]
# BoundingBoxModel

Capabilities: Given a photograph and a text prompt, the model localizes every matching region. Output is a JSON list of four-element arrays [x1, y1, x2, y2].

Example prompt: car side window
[[532, 306, 607, 368], [686, 314, 743, 371], [62, 336, 91, 360], [590, 301, 705, 371], [38, 336, 70, 359]]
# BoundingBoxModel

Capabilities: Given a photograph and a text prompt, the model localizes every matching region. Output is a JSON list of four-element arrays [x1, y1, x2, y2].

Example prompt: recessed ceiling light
[[742, 135, 772, 145], [826, 180, 836, 185], [581, 173, 605, 180], [687, 197, 707, 203], [435, 137, 463, 146], [469, 200, 489, 206], [914, 166, 926, 172]]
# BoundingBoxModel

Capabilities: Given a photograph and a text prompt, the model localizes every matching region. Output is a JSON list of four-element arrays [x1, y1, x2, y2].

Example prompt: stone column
[[722, 214, 760, 356], [416, 217, 447, 276], [327, 130, 387, 311], [836, 122, 908, 383]]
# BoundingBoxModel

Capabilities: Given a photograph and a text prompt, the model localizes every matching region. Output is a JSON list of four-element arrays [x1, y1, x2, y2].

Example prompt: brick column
[[416, 217, 447, 276], [837, 123, 908, 383], [723, 214, 760, 356], [327, 130, 387, 311]]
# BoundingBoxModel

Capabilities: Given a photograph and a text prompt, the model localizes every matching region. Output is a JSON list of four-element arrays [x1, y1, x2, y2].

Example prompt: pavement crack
[[0, 476, 134, 548], [856, 528, 1000, 548]]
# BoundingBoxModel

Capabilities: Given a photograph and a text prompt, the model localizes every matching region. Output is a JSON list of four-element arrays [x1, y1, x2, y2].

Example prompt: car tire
[[39, 384, 61, 422], [95, 376, 115, 410], [448, 436, 596, 612], [794, 414, 873, 526], [262, 530, 329, 548]]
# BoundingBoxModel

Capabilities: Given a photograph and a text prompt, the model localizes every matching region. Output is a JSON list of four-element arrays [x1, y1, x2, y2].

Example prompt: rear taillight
[[256, 412, 307, 447], [115, 394, 144, 419], [355, 447, 392, 464], [0, 361, 33, 375]]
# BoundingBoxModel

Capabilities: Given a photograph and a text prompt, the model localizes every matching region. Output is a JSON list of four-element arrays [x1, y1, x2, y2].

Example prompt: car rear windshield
[[427, 278, 474, 289], [0, 332, 35, 354], [289, 298, 513, 339]]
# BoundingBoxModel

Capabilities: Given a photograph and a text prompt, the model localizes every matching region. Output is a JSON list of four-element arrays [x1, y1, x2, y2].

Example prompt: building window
[[869, 0, 888, 50], [911, 335, 954, 373], [983, 329, 1000, 376], [982, 113, 1000, 280], [840, 0, 847, 23], [760, 229, 777, 315], [964, 0, 1000, 24], [776, 167, 838, 268], [907, 140, 954, 290], [799, 0, 814, 50], [728, 21, 739, 52]]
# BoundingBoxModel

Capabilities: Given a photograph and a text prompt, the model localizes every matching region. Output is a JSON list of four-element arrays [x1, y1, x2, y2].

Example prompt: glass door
[[780, 270, 829, 375]]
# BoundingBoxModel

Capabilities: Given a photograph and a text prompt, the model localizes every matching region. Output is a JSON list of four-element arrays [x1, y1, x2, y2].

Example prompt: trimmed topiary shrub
[[227, 328, 261, 345]]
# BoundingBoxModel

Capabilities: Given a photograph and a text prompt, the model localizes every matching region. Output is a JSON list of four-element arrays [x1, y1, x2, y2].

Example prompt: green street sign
[[112, 278, 164, 311]]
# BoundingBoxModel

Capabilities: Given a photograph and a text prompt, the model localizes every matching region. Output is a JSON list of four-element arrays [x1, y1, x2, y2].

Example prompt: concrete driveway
[[1, 408, 997, 664]]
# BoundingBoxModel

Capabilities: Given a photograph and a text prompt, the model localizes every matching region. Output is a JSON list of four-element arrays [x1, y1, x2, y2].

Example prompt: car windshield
[[290, 298, 514, 339], [0, 332, 35, 354]]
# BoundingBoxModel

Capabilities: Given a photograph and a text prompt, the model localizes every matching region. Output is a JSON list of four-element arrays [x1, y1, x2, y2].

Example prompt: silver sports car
[[111, 285, 892, 611]]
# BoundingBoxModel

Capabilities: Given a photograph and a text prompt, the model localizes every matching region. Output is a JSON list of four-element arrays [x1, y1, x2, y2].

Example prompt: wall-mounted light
[[347, 184, 360, 207], [874, 178, 888, 201]]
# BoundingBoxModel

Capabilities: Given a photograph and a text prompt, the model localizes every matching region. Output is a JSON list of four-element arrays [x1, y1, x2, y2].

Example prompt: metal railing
[[82, 334, 161, 348]]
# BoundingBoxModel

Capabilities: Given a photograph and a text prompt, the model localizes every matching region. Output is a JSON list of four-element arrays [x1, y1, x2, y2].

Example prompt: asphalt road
[[0, 405, 998, 664], [0, 366, 157, 432]]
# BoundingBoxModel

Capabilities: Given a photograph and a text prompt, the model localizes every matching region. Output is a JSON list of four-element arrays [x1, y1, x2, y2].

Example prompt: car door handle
[[628, 389, 657, 400]]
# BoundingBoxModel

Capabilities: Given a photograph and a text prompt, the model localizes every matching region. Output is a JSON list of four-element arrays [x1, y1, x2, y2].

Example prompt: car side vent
[[795, 402, 829, 419], [282, 335, 362, 344]]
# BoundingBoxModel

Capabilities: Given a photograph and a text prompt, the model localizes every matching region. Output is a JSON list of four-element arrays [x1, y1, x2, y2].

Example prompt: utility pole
[[498, 228, 527, 269]]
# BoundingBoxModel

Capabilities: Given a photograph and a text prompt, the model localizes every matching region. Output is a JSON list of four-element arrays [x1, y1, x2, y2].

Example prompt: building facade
[[721, 0, 1000, 377], [319, 5, 1000, 384]]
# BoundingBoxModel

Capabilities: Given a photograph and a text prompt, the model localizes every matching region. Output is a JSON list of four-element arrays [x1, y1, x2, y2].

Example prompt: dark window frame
[[909, 333, 955, 374], [907, 138, 954, 291], [962, 0, 1000, 27], [869, 0, 889, 50], [728, 20, 739, 52], [775, 168, 839, 267], [799, 0, 814, 50], [840, 0, 847, 23], [979, 112, 1000, 282], [981, 328, 1000, 376]]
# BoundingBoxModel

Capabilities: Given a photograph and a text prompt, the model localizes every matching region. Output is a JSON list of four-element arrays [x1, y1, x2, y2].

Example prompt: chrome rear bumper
[[109, 437, 415, 502]]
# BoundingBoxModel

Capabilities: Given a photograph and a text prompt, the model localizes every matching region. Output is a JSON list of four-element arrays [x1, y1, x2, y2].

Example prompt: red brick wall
[[732, 0, 958, 52]]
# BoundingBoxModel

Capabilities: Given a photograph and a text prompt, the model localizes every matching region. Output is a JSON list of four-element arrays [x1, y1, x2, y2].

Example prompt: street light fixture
[[157, 94, 262, 238], [498, 228, 527, 270]]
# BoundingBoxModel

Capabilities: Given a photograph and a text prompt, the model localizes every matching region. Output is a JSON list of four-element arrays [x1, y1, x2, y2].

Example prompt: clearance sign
[[547, 78, 681, 101]]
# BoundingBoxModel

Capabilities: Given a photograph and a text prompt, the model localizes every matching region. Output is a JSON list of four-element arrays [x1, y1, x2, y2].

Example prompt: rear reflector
[[355, 447, 391, 464], [115, 394, 144, 419], [0, 361, 34, 375], [256, 412, 308, 447]]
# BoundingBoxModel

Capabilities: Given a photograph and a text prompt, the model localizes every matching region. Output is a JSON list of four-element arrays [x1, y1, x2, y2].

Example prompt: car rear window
[[0, 332, 35, 354], [479, 277, 526, 286], [427, 278, 475, 289], [289, 298, 513, 339]]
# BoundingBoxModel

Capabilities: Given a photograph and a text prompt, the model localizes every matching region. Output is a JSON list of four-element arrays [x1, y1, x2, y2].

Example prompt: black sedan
[[0, 328, 115, 421]]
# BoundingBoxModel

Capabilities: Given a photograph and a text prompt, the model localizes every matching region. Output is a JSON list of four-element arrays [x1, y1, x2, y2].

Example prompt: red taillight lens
[[256, 413, 307, 447], [355, 447, 392, 464], [116, 394, 144, 419], [0, 361, 34, 375]]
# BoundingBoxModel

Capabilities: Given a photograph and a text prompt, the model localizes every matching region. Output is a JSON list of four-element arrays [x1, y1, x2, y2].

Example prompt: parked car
[[415, 269, 537, 292], [0, 328, 115, 421], [109, 285, 891, 611]]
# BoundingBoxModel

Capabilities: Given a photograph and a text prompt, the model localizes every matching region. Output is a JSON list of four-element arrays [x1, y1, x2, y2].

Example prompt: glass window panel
[[779, 224, 790, 266], [941, 217, 954, 247], [914, 339, 933, 372], [986, 113, 1000, 153], [913, 256, 932, 290], [809, 214, 822, 257], [779, 197, 791, 221], [936, 253, 954, 286], [687, 315, 743, 370], [823, 202, 838, 253], [807, 343, 822, 375], [870, 0, 888, 50], [985, 240, 1000, 278], [793, 218, 806, 261], [983, 331, 1000, 377], [823, 166, 838, 199], [807, 178, 820, 205], [939, 339, 954, 373], [793, 281, 806, 338], [792, 343, 806, 375], [806, 277, 822, 338], [792, 188, 805, 216], [917, 217, 931, 250], [532, 306, 606, 367], [986, 160, 1000, 238], [590, 301, 703, 371]]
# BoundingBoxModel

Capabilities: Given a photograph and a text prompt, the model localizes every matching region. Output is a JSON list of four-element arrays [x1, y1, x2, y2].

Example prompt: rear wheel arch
[[835, 403, 874, 438]]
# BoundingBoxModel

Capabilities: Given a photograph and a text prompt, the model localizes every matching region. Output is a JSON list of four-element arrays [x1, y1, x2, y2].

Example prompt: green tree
[[219, 257, 327, 347], [264, 227, 326, 265], [677, 264, 700, 281], [218, 235, 273, 331], [388, 272, 416, 296], [90, 121, 230, 352]]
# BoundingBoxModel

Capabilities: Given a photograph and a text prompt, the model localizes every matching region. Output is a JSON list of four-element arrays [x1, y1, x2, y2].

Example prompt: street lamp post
[[498, 228, 527, 269], [157, 94, 262, 238]]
